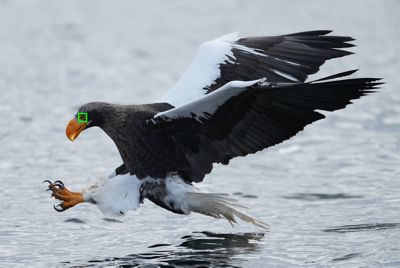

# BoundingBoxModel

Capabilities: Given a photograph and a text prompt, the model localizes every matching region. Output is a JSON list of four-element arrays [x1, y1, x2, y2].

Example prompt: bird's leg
[[44, 180, 85, 212]]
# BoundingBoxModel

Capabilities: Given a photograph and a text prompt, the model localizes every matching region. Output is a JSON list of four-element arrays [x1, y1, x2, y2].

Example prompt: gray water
[[0, 0, 399, 267]]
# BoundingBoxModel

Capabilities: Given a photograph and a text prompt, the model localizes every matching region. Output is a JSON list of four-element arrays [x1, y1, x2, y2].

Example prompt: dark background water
[[0, 0, 399, 267]]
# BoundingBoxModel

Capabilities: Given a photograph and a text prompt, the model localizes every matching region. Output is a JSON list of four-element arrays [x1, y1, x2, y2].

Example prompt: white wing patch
[[159, 31, 353, 111], [159, 33, 239, 107], [154, 79, 265, 123]]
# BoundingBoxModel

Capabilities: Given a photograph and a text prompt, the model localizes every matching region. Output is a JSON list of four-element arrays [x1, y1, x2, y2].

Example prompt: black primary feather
[[206, 30, 355, 93]]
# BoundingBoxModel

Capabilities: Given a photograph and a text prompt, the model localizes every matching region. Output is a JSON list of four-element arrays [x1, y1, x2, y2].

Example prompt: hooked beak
[[66, 118, 87, 142]]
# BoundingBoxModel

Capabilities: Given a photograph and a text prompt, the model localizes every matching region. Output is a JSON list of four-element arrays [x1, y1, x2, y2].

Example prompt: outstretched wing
[[159, 30, 354, 107], [150, 71, 381, 183]]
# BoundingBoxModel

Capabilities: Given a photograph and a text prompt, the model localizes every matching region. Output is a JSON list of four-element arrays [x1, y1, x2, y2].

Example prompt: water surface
[[0, 0, 399, 267]]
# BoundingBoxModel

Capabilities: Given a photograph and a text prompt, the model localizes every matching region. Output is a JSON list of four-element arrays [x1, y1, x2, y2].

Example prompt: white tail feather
[[186, 192, 269, 229]]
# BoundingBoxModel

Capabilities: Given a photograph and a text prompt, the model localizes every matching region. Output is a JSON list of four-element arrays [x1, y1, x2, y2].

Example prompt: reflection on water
[[63, 232, 265, 267], [323, 223, 400, 233]]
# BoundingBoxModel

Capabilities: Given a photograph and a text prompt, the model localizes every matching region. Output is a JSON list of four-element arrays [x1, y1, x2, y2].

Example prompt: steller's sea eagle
[[45, 30, 381, 228]]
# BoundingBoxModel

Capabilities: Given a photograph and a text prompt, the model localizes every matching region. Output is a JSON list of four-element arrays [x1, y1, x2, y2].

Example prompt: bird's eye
[[77, 112, 88, 123]]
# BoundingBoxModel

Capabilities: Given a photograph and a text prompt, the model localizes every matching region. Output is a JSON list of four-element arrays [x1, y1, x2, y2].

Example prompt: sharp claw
[[46, 181, 78, 212], [53, 204, 65, 212], [54, 180, 65, 187], [53, 183, 64, 189]]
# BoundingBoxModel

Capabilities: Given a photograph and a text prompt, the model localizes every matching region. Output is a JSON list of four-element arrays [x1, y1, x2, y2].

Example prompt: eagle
[[45, 30, 381, 228]]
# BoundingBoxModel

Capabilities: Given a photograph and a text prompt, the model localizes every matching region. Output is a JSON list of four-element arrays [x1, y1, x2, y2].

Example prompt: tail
[[186, 192, 269, 229]]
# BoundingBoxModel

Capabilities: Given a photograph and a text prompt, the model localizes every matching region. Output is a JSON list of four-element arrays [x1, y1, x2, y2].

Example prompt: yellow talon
[[44, 180, 84, 212]]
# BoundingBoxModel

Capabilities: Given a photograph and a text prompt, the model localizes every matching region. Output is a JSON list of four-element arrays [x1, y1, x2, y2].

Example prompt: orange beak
[[66, 118, 87, 142]]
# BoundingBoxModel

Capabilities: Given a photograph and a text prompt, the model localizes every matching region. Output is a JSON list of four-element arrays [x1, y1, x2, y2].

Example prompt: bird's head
[[66, 102, 110, 142]]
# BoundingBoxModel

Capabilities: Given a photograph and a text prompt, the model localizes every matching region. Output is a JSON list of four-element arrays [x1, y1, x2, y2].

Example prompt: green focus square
[[77, 112, 88, 123]]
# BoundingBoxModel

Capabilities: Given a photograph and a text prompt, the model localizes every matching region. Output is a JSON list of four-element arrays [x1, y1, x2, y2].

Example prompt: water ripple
[[64, 218, 86, 224], [332, 252, 362, 262], [283, 193, 363, 201], [323, 223, 400, 233]]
